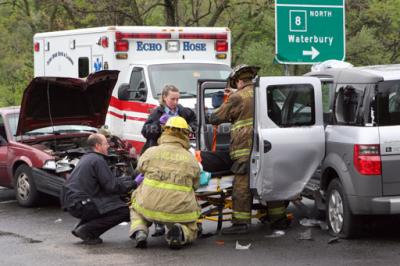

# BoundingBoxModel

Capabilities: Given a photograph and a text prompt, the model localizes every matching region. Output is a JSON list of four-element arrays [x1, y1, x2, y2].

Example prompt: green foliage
[[347, 27, 388, 65], [0, 0, 398, 107]]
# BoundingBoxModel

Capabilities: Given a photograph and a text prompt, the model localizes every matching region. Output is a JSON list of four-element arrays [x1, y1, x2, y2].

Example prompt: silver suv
[[304, 64, 400, 238]]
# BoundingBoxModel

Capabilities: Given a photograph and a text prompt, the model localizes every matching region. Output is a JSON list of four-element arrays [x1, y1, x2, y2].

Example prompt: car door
[[250, 77, 325, 201], [196, 79, 228, 151]]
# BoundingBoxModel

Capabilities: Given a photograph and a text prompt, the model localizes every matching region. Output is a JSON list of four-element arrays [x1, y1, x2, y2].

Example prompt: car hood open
[[16, 70, 119, 135]]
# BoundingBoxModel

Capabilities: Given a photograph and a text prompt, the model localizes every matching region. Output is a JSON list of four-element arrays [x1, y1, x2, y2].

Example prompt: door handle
[[123, 113, 127, 122], [263, 140, 272, 153]]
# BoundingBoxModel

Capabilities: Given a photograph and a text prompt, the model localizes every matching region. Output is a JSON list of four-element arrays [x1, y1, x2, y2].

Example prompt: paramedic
[[61, 133, 137, 245], [141, 84, 197, 153], [130, 116, 201, 249], [207, 64, 288, 234]]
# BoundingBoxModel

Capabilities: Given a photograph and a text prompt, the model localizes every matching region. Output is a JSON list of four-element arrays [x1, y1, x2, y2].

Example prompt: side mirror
[[117, 83, 131, 101], [137, 81, 147, 102], [0, 135, 7, 145]]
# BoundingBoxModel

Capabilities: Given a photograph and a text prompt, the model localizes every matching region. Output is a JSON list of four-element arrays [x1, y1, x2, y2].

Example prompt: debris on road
[[319, 222, 329, 230], [298, 229, 313, 240], [328, 237, 340, 244], [119, 222, 129, 226], [215, 240, 225, 246], [54, 218, 62, 223], [300, 218, 328, 230], [235, 241, 251, 250], [265, 230, 286, 238]]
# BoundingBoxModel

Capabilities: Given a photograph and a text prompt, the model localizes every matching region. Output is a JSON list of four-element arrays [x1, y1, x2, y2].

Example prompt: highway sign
[[275, 0, 345, 64]]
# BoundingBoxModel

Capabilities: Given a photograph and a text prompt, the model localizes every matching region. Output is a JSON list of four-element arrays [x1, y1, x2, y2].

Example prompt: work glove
[[159, 113, 169, 125], [134, 173, 145, 186]]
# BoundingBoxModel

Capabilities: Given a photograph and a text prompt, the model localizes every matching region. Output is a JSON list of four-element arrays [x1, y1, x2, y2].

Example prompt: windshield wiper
[[53, 129, 97, 134], [157, 91, 196, 98]]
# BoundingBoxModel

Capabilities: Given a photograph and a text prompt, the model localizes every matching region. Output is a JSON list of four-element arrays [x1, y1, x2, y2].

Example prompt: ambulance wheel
[[14, 164, 40, 207], [326, 179, 359, 238]]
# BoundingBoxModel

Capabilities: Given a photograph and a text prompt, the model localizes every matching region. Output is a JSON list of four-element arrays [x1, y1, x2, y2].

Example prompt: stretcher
[[195, 173, 271, 234], [195, 175, 234, 234]]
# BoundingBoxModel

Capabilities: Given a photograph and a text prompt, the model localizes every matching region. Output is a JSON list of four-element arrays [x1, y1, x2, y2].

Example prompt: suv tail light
[[353, 144, 381, 175]]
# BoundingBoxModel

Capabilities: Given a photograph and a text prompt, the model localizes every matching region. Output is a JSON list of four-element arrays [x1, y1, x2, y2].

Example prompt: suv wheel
[[14, 164, 40, 207], [326, 178, 359, 238]]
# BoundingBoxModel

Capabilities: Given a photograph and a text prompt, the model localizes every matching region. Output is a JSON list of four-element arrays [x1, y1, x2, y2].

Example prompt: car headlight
[[42, 160, 56, 170]]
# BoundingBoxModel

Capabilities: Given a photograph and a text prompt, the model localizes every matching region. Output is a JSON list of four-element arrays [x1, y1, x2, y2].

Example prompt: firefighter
[[129, 116, 201, 249], [207, 64, 288, 234]]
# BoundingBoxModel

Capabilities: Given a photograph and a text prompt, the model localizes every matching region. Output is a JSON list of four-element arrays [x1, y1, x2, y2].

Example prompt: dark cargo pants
[[201, 151, 252, 224], [68, 202, 130, 238]]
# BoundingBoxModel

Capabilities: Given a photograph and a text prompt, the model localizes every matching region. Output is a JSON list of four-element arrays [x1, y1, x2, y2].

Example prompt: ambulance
[[33, 26, 232, 152]]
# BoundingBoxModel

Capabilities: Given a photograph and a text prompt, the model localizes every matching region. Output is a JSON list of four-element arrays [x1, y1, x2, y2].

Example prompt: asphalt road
[[1, 188, 400, 266]]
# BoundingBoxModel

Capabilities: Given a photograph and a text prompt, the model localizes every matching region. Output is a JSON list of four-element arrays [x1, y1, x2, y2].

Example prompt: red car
[[0, 71, 136, 206]]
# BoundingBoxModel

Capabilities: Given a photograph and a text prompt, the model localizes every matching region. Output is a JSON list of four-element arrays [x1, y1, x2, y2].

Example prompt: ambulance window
[[267, 84, 315, 127], [78, 57, 89, 78], [129, 68, 147, 101]]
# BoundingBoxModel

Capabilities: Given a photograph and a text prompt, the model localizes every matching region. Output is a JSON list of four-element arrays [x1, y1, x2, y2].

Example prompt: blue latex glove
[[199, 171, 211, 187], [159, 113, 169, 125], [134, 173, 144, 185]]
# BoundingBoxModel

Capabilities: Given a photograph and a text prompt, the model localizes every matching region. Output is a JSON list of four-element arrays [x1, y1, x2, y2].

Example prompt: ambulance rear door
[[250, 77, 325, 201], [43, 36, 92, 78]]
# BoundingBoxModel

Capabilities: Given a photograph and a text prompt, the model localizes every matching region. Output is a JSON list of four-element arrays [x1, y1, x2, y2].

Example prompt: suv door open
[[250, 77, 325, 201], [196, 80, 230, 152]]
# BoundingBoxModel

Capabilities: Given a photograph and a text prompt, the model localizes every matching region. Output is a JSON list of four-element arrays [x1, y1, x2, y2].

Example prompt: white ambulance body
[[33, 26, 231, 152]]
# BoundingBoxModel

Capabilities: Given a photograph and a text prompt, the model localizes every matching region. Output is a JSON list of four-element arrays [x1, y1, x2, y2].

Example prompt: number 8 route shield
[[275, 0, 345, 64]]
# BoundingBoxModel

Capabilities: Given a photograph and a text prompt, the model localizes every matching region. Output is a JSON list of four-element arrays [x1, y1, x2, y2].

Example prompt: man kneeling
[[129, 116, 201, 249], [61, 133, 136, 244]]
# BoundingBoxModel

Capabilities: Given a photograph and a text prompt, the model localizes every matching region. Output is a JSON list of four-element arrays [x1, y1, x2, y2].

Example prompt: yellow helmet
[[165, 116, 189, 130]]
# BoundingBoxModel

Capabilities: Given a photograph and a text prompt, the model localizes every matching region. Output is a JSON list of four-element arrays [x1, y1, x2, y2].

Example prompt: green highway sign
[[275, 0, 345, 64]]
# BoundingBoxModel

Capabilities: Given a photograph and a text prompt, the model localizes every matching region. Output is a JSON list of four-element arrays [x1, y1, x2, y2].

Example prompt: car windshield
[[148, 63, 231, 98], [7, 113, 97, 137], [376, 80, 400, 126]]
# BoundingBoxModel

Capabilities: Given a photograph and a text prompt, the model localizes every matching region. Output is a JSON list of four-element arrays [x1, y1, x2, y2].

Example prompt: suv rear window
[[376, 80, 400, 126], [334, 84, 366, 125]]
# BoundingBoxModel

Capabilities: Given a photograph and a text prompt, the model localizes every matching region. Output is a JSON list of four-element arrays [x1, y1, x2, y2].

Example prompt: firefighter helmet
[[227, 64, 260, 88], [165, 116, 189, 130]]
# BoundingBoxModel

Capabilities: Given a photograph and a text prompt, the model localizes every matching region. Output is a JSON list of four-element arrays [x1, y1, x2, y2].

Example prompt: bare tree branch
[[207, 0, 229, 26]]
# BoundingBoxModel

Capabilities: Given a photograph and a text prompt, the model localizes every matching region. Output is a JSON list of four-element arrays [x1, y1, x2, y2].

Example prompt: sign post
[[275, 0, 345, 64]]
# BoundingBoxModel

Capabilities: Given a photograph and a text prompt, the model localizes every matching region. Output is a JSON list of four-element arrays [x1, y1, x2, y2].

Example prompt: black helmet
[[227, 64, 260, 88]]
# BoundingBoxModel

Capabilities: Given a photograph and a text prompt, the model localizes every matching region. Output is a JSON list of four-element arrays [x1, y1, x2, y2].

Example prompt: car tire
[[326, 178, 359, 238], [14, 164, 40, 207]]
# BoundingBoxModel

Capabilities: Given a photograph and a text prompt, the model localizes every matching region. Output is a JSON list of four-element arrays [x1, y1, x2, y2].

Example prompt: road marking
[[0, 200, 17, 204]]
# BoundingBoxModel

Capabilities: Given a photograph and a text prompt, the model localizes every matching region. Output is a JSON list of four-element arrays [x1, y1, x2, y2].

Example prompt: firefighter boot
[[268, 201, 290, 230], [270, 217, 291, 230], [152, 223, 166, 237], [221, 223, 249, 235], [166, 224, 184, 249], [132, 230, 148, 249]]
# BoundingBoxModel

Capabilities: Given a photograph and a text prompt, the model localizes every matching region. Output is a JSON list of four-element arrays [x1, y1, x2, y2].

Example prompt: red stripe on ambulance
[[109, 96, 157, 114], [108, 111, 148, 122]]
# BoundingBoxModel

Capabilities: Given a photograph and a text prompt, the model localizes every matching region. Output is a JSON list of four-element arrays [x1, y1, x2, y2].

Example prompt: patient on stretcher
[[193, 149, 235, 192]]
